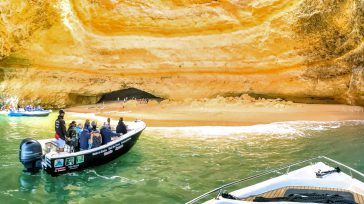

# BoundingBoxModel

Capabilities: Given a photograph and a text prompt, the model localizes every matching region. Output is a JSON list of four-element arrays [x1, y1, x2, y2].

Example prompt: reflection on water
[[0, 114, 363, 203]]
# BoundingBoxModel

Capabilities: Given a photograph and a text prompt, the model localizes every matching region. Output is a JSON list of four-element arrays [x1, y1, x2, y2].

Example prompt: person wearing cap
[[55, 110, 67, 152]]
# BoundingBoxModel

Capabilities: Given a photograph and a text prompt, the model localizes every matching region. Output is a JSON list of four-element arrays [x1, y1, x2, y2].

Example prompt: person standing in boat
[[79, 126, 91, 151], [100, 122, 120, 145], [90, 121, 102, 149], [84, 119, 91, 131], [55, 109, 67, 152], [116, 117, 127, 134], [75, 123, 83, 136], [66, 121, 78, 152], [107, 118, 111, 129]]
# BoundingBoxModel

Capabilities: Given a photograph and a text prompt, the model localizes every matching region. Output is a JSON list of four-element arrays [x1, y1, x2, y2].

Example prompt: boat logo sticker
[[55, 167, 66, 172], [76, 155, 84, 164], [66, 157, 75, 166], [54, 159, 64, 168]]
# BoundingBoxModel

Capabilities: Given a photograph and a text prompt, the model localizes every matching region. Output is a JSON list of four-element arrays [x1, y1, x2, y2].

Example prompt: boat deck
[[243, 186, 364, 203]]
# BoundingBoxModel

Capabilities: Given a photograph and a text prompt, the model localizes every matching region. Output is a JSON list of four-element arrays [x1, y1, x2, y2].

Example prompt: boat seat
[[44, 141, 58, 154], [284, 188, 355, 201], [64, 144, 76, 153], [244, 186, 364, 204]]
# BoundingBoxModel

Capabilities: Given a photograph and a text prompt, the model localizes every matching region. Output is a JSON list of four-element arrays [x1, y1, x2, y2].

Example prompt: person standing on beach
[[55, 110, 67, 152]]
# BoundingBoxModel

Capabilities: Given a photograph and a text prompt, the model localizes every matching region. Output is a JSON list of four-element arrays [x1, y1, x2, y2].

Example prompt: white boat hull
[[187, 157, 364, 204]]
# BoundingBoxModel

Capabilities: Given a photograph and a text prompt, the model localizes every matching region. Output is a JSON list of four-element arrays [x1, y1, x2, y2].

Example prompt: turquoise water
[[0, 113, 363, 203]]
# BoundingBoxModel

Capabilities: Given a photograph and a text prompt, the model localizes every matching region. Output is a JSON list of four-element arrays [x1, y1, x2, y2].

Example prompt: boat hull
[[8, 112, 23, 117], [8, 110, 51, 117], [43, 128, 143, 176]]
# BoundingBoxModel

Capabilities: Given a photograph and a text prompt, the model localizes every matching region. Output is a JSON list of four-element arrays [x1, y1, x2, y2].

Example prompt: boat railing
[[185, 156, 364, 204]]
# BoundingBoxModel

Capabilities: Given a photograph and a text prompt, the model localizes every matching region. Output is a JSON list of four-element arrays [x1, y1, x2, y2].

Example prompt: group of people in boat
[[23, 105, 44, 112], [0, 104, 44, 112], [55, 110, 128, 153]]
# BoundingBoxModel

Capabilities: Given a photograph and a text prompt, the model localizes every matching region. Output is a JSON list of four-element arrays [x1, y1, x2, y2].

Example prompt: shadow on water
[[16, 148, 144, 203]]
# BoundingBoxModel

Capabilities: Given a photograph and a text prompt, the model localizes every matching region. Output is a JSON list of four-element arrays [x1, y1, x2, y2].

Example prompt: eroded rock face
[[0, 0, 363, 107]]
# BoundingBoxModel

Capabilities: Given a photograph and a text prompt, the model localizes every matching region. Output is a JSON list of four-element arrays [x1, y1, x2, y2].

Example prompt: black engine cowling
[[19, 138, 43, 173]]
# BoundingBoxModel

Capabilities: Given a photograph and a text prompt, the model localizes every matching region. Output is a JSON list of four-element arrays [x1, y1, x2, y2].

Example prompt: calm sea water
[[0, 113, 363, 204]]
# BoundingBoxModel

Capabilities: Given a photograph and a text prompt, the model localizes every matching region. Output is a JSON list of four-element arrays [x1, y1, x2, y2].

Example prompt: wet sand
[[66, 97, 364, 127]]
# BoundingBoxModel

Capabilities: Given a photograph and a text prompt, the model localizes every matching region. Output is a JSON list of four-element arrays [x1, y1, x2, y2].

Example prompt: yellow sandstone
[[0, 0, 363, 107]]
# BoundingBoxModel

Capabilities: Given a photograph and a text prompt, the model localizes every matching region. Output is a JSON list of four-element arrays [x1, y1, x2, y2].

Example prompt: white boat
[[20, 110, 52, 117], [187, 156, 364, 204]]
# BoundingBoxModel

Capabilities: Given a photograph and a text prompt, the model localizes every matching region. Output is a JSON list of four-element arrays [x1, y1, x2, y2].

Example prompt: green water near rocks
[[0, 113, 363, 203]]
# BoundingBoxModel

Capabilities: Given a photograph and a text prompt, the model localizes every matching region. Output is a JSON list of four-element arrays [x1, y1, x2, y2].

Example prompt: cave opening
[[97, 88, 163, 103]]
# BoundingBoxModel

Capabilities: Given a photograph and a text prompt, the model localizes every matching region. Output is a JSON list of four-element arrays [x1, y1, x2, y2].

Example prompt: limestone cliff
[[0, 0, 363, 107]]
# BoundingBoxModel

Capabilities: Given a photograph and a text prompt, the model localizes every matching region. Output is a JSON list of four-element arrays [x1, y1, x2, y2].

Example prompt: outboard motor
[[19, 138, 43, 173]]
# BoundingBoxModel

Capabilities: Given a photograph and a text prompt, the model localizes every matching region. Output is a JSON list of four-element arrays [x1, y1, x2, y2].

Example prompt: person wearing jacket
[[90, 121, 102, 149], [55, 109, 67, 152], [79, 128, 91, 151], [116, 117, 127, 134], [107, 118, 111, 129], [100, 123, 120, 145], [75, 123, 83, 136], [66, 121, 79, 152], [84, 119, 91, 131]]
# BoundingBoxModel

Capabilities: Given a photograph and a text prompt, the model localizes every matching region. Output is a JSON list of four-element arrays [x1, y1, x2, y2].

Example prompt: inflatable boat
[[8, 110, 52, 117], [19, 120, 146, 176]]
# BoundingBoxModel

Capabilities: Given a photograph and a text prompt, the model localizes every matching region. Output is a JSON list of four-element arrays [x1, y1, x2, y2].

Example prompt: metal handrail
[[185, 156, 364, 204], [321, 156, 364, 178]]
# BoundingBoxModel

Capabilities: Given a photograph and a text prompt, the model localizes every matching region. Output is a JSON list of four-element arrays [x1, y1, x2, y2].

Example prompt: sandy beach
[[66, 95, 364, 127]]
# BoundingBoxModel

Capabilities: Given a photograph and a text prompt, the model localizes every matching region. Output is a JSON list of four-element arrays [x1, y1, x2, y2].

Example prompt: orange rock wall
[[0, 0, 363, 107]]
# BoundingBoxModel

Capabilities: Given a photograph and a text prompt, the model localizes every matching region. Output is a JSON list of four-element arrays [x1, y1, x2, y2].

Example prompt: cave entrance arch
[[98, 88, 162, 103]]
